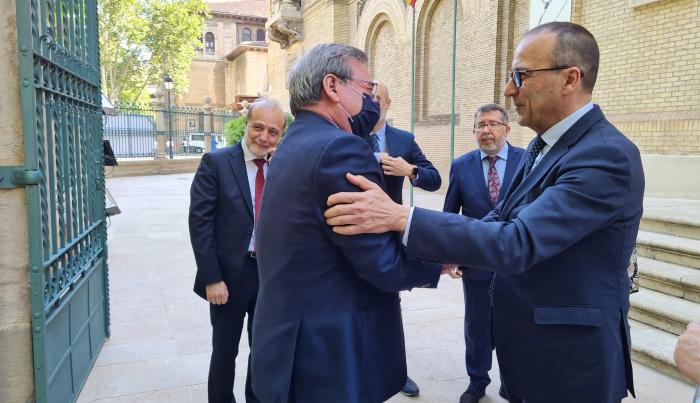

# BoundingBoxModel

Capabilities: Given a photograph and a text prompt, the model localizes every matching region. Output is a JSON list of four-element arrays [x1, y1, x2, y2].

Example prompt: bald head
[[372, 82, 392, 132]]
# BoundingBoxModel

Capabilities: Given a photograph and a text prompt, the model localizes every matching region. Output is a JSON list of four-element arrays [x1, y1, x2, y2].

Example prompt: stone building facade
[[266, 0, 700, 198], [181, 0, 268, 109]]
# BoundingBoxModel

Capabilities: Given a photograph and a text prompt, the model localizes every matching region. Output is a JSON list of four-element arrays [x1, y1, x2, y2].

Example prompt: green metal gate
[[14, 0, 109, 401]]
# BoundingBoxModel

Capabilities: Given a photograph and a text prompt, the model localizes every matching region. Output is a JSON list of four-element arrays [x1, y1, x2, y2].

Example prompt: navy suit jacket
[[189, 144, 254, 300], [442, 145, 524, 280], [407, 106, 643, 402], [251, 111, 441, 403], [382, 124, 441, 204]]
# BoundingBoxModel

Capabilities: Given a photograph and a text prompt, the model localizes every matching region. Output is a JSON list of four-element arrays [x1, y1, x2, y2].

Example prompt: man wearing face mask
[[249, 43, 447, 403]]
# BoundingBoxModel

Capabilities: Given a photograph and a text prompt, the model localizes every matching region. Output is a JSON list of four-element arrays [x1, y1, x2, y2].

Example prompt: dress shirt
[[480, 143, 510, 186], [241, 136, 269, 251], [403, 102, 594, 246], [534, 102, 594, 168]]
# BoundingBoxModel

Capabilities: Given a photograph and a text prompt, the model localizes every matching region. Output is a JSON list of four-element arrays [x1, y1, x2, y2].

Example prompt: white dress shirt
[[241, 137, 269, 251]]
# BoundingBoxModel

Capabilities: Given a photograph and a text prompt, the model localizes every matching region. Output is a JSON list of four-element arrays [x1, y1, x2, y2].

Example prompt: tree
[[98, 0, 208, 105]]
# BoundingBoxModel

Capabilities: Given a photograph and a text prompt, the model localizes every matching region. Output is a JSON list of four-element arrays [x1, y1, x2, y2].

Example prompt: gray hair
[[288, 43, 368, 115], [473, 103, 508, 125], [527, 22, 599, 93]]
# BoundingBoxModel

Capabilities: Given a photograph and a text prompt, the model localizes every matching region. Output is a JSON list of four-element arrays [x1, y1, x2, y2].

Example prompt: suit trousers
[[208, 256, 260, 403], [462, 277, 493, 390]]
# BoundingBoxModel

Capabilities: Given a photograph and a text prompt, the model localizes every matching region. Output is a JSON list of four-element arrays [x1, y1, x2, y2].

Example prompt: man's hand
[[325, 173, 410, 235], [674, 322, 700, 384], [380, 155, 415, 178], [442, 264, 462, 279], [206, 281, 229, 305]]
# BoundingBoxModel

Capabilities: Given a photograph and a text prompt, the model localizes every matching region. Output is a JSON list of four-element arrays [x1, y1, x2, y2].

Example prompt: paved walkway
[[77, 173, 695, 403]]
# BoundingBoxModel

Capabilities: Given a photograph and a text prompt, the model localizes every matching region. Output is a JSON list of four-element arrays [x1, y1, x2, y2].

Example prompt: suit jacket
[[251, 111, 441, 403], [442, 144, 524, 280], [382, 125, 441, 204], [189, 144, 254, 299], [407, 105, 643, 402]]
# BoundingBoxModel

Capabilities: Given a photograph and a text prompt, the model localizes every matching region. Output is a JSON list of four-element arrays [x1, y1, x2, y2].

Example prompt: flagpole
[[450, 0, 457, 162], [409, 2, 416, 207]]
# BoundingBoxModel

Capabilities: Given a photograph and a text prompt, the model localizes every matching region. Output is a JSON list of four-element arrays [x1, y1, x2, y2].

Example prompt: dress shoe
[[400, 376, 420, 397], [459, 388, 485, 403], [498, 385, 509, 400]]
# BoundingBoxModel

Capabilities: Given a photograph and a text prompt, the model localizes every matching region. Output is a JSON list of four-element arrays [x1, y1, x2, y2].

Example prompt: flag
[[406, 0, 416, 6]]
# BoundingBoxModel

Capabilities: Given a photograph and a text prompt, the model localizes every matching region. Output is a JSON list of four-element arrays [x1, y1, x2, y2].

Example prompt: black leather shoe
[[459, 388, 485, 403], [498, 385, 509, 400], [400, 376, 420, 397]]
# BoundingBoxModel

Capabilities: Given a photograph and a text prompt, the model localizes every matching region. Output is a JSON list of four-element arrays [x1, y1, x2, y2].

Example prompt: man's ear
[[322, 74, 341, 103], [562, 67, 582, 94]]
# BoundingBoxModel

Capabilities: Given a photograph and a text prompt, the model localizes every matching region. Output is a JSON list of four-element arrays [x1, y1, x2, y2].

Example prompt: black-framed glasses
[[507, 65, 574, 88], [474, 121, 508, 132], [349, 77, 378, 97]]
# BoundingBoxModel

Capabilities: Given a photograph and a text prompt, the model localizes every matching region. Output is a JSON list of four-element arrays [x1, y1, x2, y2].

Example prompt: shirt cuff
[[409, 174, 419, 185], [402, 207, 415, 247]]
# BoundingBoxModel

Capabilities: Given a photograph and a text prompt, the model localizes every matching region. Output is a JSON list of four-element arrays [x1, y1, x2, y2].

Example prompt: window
[[205, 32, 215, 53], [242, 28, 252, 42], [529, 0, 571, 28], [256, 29, 265, 41]]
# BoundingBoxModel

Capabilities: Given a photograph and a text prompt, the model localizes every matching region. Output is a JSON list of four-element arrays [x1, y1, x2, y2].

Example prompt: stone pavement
[[77, 173, 695, 403]]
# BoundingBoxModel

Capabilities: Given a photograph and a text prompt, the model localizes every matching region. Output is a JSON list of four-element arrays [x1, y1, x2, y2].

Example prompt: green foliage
[[224, 113, 296, 147], [98, 0, 208, 105], [224, 117, 246, 146]]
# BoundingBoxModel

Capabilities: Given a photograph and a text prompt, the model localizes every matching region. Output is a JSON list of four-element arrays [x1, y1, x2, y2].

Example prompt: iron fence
[[104, 104, 240, 160]]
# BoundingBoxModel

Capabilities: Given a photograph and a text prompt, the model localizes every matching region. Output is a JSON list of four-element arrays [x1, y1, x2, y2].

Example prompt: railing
[[104, 104, 240, 160]]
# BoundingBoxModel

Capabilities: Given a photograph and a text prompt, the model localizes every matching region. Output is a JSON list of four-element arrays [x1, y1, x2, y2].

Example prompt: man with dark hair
[[250, 43, 447, 403], [189, 98, 285, 403], [443, 103, 524, 403], [326, 22, 644, 403]]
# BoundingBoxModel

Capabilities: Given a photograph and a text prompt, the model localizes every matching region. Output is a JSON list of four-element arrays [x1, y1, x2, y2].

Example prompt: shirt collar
[[373, 122, 387, 142], [480, 142, 510, 161], [539, 102, 594, 147]]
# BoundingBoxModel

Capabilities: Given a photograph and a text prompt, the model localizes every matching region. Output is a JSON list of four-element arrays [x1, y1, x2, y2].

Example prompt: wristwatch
[[411, 166, 418, 177]]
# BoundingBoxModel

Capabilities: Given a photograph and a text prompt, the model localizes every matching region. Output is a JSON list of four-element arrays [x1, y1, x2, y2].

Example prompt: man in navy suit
[[189, 98, 286, 403], [443, 103, 524, 403], [369, 82, 441, 204], [369, 82, 442, 397], [326, 22, 643, 403], [250, 43, 446, 403]]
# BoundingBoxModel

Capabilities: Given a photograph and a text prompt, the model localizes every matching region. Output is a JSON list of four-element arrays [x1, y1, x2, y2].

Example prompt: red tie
[[487, 156, 501, 207], [253, 158, 266, 225]]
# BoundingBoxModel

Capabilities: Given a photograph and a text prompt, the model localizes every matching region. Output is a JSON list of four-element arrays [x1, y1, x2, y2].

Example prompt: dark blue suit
[[251, 111, 442, 403], [382, 124, 441, 204], [407, 106, 642, 403], [442, 144, 524, 391], [189, 144, 260, 403]]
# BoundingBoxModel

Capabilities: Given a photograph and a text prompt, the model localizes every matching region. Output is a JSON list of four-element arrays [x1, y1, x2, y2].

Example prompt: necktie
[[525, 135, 547, 175], [367, 133, 380, 153], [253, 158, 266, 226], [487, 156, 500, 206]]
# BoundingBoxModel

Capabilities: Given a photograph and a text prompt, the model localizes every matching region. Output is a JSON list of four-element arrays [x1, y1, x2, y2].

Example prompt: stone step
[[638, 257, 700, 303], [630, 319, 692, 384], [629, 288, 700, 336], [636, 230, 700, 270], [641, 215, 700, 240], [642, 198, 700, 240]]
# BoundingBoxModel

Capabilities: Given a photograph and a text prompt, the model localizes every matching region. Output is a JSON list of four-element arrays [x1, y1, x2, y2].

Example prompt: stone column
[[151, 98, 167, 159], [0, 0, 35, 401], [202, 105, 213, 153]]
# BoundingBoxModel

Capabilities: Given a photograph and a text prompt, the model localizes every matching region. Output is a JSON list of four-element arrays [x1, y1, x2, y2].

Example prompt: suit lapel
[[499, 145, 521, 202], [227, 144, 254, 219], [468, 153, 490, 203], [500, 106, 605, 218], [385, 126, 400, 156]]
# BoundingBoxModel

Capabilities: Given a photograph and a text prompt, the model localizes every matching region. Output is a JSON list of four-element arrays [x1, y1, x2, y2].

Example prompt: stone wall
[[0, 0, 34, 400]]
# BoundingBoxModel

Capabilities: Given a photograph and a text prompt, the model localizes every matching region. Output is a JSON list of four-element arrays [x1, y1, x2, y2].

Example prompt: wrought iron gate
[[14, 0, 109, 402]]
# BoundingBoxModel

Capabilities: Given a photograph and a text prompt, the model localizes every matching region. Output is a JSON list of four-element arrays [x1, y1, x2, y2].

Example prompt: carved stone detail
[[266, 5, 303, 49]]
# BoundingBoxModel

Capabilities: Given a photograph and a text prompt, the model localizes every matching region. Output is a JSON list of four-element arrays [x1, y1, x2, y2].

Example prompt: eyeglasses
[[474, 121, 507, 132], [507, 65, 576, 88], [348, 77, 378, 97]]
